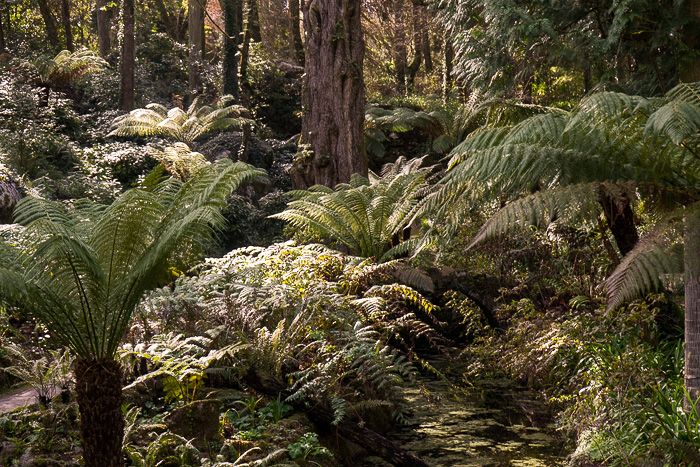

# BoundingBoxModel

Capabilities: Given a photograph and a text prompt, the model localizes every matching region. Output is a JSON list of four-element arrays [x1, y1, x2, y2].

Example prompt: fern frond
[[606, 216, 684, 311]]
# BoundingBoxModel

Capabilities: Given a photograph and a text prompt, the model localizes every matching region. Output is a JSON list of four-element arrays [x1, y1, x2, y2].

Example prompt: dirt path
[[0, 387, 37, 413]]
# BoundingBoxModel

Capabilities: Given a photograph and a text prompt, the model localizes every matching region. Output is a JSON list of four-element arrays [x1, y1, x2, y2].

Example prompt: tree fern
[[0, 159, 265, 467], [32, 48, 107, 87], [109, 95, 254, 145], [273, 157, 434, 262]]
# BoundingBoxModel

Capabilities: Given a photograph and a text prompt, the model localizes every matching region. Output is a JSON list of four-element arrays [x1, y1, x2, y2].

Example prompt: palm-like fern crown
[[33, 48, 108, 86], [273, 156, 434, 262], [109, 95, 254, 145], [0, 160, 266, 360], [146, 142, 209, 181], [429, 82, 700, 310]]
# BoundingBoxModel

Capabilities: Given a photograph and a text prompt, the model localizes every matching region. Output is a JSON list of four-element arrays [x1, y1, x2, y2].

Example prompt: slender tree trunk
[[0, 8, 6, 53], [443, 38, 453, 101], [685, 209, 700, 410], [96, 0, 110, 57], [393, 0, 407, 96], [121, 0, 135, 111], [61, 0, 73, 52], [289, 0, 304, 65], [294, 0, 366, 189], [74, 358, 124, 467], [188, 0, 205, 100], [598, 187, 639, 257], [37, 0, 59, 46], [221, 0, 240, 99], [239, 5, 253, 162], [420, 4, 432, 72], [406, 0, 422, 91], [681, 0, 700, 83], [248, 0, 262, 42]]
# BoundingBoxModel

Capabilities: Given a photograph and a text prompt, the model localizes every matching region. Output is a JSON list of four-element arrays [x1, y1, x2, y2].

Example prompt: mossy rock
[[164, 399, 223, 447]]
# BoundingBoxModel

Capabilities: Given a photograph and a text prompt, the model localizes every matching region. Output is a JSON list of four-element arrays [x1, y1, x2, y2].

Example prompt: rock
[[130, 423, 168, 445], [164, 399, 223, 447]]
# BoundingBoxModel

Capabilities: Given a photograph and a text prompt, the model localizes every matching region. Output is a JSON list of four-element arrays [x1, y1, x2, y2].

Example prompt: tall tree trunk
[[188, 0, 205, 100], [294, 0, 366, 189], [406, 0, 422, 91], [598, 187, 639, 257], [680, 0, 700, 82], [61, 0, 73, 52], [393, 0, 407, 96], [289, 0, 304, 65], [37, 0, 59, 47], [248, 0, 262, 42], [121, 0, 135, 111], [420, 4, 432, 72], [221, 0, 240, 99], [685, 208, 700, 410], [0, 8, 6, 53], [443, 37, 453, 101], [96, 0, 110, 57], [239, 4, 254, 162], [74, 358, 124, 467]]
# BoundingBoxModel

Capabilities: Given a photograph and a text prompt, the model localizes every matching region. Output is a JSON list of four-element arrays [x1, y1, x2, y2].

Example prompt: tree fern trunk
[[685, 210, 700, 410], [74, 358, 124, 467], [599, 187, 638, 257]]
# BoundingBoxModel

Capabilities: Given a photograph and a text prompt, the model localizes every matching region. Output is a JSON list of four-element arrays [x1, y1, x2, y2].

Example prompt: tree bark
[[294, 0, 367, 189], [60, 0, 73, 52], [96, 0, 110, 57], [37, 0, 59, 47], [406, 1, 422, 91], [221, 0, 240, 99], [443, 37, 453, 101], [74, 358, 124, 467], [238, 1, 254, 162], [420, 3, 432, 73], [289, 0, 304, 65], [121, 0, 135, 111], [0, 7, 6, 53], [680, 0, 700, 83], [188, 0, 206, 100], [598, 186, 639, 257], [248, 0, 262, 43], [685, 209, 700, 410], [393, 0, 407, 96]]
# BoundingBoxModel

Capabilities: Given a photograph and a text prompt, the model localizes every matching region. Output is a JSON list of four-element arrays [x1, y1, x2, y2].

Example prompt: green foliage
[[3, 344, 73, 406], [273, 157, 434, 262], [32, 48, 108, 88], [139, 242, 446, 424], [122, 332, 246, 404], [287, 433, 332, 461], [437, 0, 689, 99], [109, 95, 254, 145], [0, 159, 265, 360]]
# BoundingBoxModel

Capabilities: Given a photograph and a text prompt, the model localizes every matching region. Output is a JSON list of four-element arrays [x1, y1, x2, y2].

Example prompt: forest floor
[[362, 356, 571, 466], [0, 386, 37, 414]]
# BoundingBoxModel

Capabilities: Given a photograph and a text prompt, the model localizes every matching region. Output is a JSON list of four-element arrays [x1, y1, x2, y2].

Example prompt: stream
[[362, 360, 572, 467]]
